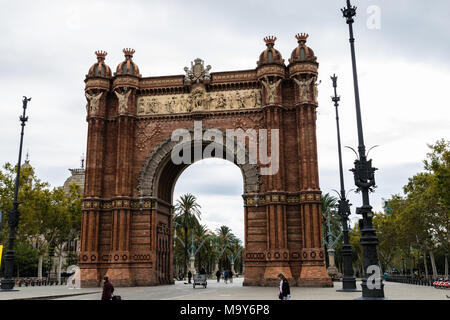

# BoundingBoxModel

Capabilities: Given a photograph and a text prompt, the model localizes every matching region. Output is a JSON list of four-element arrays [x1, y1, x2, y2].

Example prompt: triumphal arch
[[79, 34, 332, 287]]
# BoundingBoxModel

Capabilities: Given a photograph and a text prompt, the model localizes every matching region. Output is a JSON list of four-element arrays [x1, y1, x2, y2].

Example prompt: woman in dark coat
[[101, 276, 114, 300], [278, 273, 290, 300], [216, 270, 221, 282]]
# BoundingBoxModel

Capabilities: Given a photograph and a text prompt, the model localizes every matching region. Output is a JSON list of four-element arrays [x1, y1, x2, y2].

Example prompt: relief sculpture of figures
[[85, 91, 103, 115], [235, 92, 246, 109], [293, 76, 315, 102], [312, 76, 321, 104], [216, 93, 226, 109], [138, 99, 146, 114], [115, 89, 131, 114], [261, 76, 282, 104], [136, 89, 261, 115], [166, 96, 176, 113]]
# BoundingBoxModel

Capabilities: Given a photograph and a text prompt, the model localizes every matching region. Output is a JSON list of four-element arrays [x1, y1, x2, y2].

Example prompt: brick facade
[[79, 36, 332, 287]]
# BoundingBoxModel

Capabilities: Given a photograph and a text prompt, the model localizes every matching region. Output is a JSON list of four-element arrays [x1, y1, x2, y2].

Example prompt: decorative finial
[[341, 0, 357, 24], [95, 50, 107, 61], [331, 74, 338, 88], [263, 36, 277, 47], [25, 149, 30, 162], [295, 33, 309, 44], [331, 74, 340, 105], [123, 48, 135, 59], [81, 153, 85, 169]]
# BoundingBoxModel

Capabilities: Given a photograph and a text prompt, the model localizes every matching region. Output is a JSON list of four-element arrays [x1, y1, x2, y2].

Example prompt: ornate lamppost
[[445, 250, 449, 279], [341, 0, 384, 298], [330, 74, 359, 292], [1, 96, 31, 290]]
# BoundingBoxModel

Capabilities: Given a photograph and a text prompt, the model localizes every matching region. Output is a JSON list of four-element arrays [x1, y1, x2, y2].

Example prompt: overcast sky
[[1, 0, 449, 242]]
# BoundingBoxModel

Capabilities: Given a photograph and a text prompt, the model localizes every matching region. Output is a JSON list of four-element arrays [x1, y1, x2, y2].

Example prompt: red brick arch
[[138, 132, 261, 202], [79, 48, 332, 287]]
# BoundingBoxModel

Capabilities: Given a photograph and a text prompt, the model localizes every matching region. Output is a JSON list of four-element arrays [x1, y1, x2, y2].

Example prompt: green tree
[[382, 140, 449, 278], [372, 211, 398, 272], [0, 163, 82, 279], [215, 225, 243, 272], [424, 139, 450, 275], [321, 193, 342, 268], [192, 223, 210, 272], [14, 240, 38, 277], [349, 221, 363, 277], [174, 193, 201, 276], [0, 162, 49, 277]]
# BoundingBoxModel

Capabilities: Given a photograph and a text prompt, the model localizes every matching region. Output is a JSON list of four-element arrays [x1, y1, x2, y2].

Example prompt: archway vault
[[138, 132, 261, 203], [80, 49, 332, 288], [136, 134, 260, 285]]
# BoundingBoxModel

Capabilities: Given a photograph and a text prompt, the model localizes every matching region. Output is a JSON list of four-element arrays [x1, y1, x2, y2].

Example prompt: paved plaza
[[0, 277, 448, 300]]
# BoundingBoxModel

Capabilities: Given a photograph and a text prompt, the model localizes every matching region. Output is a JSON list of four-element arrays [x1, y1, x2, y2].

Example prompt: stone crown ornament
[[87, 50, 111, 78], [95, 50, 107, 60], [123, 48, 135, 58], [258, 35, 284, 66], [263, 36, 277, 47], [115, 48, 141, 77], [295, 33, 309, 44]]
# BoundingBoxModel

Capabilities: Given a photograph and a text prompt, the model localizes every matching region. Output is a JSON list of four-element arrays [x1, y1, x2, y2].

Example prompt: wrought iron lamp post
[[330, 74, 358, 291], [401, 258, 405, 275], [445, 250, 448, 279], [341, 0, 384, 298], [1, 96, 31, 290]]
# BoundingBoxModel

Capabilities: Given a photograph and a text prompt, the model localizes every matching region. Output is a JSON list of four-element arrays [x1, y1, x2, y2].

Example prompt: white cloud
[[0, 0, 448, 235]]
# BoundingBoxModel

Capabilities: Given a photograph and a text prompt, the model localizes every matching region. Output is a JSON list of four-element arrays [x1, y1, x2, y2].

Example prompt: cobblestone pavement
[[1, 277, 448, 300]]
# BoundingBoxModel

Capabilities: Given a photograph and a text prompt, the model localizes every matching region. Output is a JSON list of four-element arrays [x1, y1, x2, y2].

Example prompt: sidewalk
[[1, 278, 448, 300], [0, 285, 101, 300]]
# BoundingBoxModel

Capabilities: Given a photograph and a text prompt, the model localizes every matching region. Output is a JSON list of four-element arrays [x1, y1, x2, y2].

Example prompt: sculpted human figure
[[312, 76, 321, 103], [256, 90, 262, 106], [137, 99, 146, 114], [175, 95, 185, 113], [216, 93, 226, 109], [247, 90, 261, 108], [191, 89, 205, 111], [166, 96, 176, 113], [115, 90, 131, 114], [261, 76, 282, 104], [293, 76, 314, 102], [235, 92, 246, 109], [85, 91, 103, 114], [203, 93, 212, 110], [149, 98, 159, 113]]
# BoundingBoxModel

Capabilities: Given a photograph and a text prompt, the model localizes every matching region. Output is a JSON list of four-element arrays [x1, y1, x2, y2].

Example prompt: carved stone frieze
[[136, 88, 262, 115]]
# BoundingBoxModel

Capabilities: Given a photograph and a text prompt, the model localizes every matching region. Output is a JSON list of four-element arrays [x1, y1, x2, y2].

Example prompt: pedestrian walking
[[224, 270, 229, 284], [277, 273, 290, 300], [229, 270, 233, 283], [216, 270, 221, 282], [101, 276, 114, 300], [188, 270, 192, 283]]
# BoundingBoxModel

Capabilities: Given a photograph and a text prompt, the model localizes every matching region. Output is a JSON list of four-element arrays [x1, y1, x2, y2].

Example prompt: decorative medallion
[[135, 122, 162, 151]]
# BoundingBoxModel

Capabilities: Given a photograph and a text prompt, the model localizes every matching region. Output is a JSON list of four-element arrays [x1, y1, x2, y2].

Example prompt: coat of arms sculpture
[[184, 58, 212, 84]]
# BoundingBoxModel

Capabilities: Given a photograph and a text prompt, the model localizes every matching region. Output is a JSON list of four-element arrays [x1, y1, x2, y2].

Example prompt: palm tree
[[192, 224, 211, 272], [216, 225, 238, 270], [174, 193, 201, 276], [321, 193, 341, 267], [321, 193, 341, 242]]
